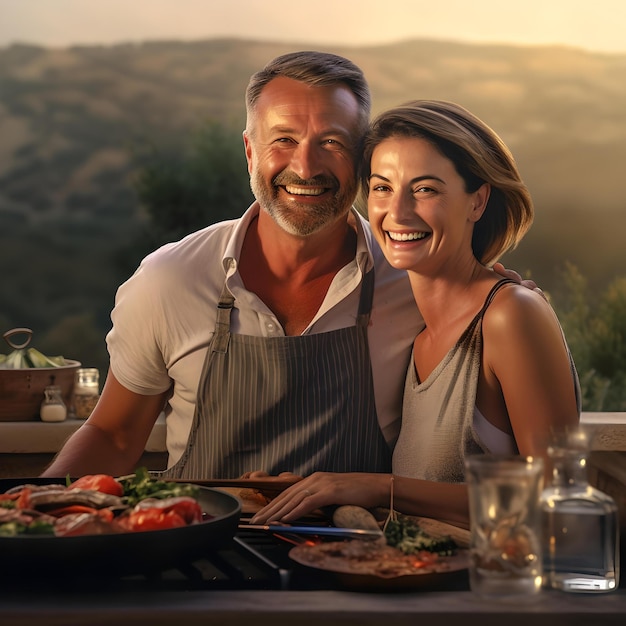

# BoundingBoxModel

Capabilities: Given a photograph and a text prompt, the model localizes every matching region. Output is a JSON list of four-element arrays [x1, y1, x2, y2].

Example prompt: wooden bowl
[[0, 360, 81, 421]]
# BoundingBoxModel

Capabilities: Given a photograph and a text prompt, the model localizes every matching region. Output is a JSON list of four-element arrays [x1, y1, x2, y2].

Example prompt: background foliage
[[1, 38, 624, 409]]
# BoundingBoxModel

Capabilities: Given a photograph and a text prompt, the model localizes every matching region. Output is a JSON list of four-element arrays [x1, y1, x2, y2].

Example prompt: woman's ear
[[469, 183, 490, 222]]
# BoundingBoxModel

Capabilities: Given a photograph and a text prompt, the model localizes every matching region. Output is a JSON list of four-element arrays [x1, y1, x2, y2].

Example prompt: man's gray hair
[[245, 51, 371, 138]]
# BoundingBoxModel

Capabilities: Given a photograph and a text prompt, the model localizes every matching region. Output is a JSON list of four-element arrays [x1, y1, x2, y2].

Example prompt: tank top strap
[[478, 278, 518, 317]]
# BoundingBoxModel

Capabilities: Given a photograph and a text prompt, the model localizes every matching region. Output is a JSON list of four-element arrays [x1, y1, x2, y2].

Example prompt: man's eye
[[324, 140, 342, 151]]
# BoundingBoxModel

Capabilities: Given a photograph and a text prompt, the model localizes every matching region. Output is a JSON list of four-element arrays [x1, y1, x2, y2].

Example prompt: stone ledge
[[0, 412, 624, 454], [0, 414, 166, 453]]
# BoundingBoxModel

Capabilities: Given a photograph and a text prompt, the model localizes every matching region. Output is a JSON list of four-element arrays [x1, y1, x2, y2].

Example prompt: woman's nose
[[388, 190, 415, 221]]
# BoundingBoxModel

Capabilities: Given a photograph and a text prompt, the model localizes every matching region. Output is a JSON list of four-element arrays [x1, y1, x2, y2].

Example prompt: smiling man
[[41, 51, 519, 481]]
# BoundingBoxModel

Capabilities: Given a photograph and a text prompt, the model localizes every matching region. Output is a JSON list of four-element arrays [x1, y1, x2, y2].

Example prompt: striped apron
[[160, 269, 391, 479]]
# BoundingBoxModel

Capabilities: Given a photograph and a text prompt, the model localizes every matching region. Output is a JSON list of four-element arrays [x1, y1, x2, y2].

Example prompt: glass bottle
[[73, 368, 100, 419], [541, 429, 620, 592], [40, 385, 67, 422]]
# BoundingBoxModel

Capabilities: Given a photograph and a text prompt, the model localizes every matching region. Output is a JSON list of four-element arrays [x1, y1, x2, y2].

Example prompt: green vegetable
[[0, 522, 25, 537], [25, 347, 66, 368], [384, 514, 457, 556], [0, 520, 54, 536], [0, 347, 66, 369], [0, 349, 27, 369], [118, 467, 199, 506], [24, 519, 55, 535]]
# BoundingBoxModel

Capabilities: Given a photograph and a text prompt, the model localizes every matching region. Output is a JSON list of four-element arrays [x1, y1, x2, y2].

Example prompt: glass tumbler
[[465, 454, 545, 601]]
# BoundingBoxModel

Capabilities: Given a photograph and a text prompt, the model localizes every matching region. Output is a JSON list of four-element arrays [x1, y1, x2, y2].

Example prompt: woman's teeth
[[387, 231, 428, 242]]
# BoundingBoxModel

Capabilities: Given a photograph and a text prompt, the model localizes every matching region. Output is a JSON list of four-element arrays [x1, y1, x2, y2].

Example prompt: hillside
[[2, 38, 625, 213], [1, 37, 625, 370]]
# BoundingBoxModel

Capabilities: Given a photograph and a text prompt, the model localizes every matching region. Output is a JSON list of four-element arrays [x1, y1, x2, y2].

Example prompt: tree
[[128, 120, 253, 258], [554, 264, 626, 411]]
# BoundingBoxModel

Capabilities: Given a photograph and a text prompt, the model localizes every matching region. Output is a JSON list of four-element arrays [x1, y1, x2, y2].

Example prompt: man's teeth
[[387, 231, 428, 242], [285, 185, 325, 196]]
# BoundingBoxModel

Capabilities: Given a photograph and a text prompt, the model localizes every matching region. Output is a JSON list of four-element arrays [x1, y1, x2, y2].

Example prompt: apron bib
[[159, 269, 391, 479]]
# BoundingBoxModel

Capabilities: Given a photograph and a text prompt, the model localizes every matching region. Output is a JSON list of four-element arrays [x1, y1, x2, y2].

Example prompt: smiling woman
[[361, 100, 579, 485]]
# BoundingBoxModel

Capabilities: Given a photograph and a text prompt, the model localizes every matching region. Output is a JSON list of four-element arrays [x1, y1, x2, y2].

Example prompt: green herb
[[0, 519, 55, 536], [0, 522, 25, 536], [24, 519, 55, 535], [384, 514, 457, 556], [119, 467, 199, 506]]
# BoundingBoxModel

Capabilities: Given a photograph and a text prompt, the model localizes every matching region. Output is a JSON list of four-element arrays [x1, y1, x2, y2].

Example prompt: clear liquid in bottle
[[541, 430, 620, 592]]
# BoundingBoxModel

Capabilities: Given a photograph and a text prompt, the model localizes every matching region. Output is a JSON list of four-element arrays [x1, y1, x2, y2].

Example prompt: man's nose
[[290, 142, 324, 180]]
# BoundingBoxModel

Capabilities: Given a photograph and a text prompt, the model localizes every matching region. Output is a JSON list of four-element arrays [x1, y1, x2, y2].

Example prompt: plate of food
[[0, 469, 241, 577], [289, 511, 470, 591]]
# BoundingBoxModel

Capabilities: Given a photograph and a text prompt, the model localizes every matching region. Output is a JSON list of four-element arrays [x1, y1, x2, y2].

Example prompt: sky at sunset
[[1, 0, 625, 54]]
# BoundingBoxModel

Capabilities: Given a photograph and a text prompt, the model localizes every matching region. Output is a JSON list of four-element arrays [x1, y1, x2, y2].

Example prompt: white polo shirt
[[107, 203, 422, 466]]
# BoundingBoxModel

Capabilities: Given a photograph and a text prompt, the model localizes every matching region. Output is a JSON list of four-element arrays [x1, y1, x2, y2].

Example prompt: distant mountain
[[1, 37, 625, 215], [1, 38, 625, 343]]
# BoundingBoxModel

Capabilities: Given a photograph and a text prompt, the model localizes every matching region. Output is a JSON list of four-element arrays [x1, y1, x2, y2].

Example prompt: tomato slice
[[71, 474, 124, 497], [134, 496, 203, 524], [16, 487, 32, 510], [47, 505, 116, 519], [48, 504, 99, 517], [115, 508, 187, 533], [115, 496, 203, 532]]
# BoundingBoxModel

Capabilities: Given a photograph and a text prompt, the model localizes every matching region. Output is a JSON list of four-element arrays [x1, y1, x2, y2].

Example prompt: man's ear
[[243, 130, 253, 175]]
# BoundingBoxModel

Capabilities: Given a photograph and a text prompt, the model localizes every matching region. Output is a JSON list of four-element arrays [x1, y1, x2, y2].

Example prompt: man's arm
[[41, 370, 168, 477]]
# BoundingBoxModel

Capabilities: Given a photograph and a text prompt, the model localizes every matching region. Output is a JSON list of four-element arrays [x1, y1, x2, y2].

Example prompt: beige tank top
[[392, 279, 580, 483]]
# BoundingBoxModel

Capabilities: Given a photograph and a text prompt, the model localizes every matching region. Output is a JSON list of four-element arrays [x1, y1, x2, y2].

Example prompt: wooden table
[[1, 587, 625, 625]]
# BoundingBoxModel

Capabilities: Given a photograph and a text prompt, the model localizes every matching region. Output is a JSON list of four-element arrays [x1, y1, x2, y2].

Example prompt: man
[[42, 51, 523, 480]]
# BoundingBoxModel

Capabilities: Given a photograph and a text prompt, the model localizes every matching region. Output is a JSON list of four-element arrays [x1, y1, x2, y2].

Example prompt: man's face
[[244, 76, 362, 237]]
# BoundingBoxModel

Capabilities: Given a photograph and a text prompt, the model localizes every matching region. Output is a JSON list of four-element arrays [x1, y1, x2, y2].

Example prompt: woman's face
[[367, 136, 488, 273]]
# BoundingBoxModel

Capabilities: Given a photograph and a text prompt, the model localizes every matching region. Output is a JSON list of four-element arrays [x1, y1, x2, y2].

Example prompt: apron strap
[[357, 269, 375, 328], [212, 283, 234, 354]]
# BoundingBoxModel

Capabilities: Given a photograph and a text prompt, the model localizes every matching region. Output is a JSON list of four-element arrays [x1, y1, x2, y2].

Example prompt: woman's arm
[[481, 285, 580, 457], [250, 470, 470, 527]]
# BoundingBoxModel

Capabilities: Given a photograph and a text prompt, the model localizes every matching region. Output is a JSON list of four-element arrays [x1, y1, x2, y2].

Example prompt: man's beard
[[250, 169, 357, 237]]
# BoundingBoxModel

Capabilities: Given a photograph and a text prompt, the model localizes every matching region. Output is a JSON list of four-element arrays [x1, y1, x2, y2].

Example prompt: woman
[[251, 100, 580, 527]]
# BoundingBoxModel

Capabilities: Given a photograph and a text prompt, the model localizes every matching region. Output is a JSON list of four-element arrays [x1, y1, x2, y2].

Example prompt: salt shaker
[[40, 385, 67, 422], [73, 367, 100, 419], [541, 429, 620, 592]]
